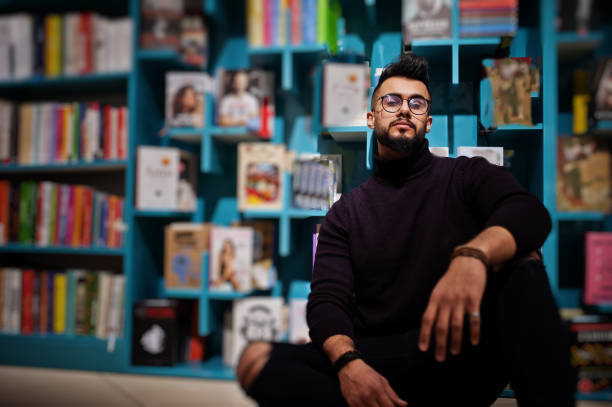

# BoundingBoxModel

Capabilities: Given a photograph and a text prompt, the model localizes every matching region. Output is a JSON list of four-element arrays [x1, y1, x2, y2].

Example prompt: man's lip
[[392, 122, 413, 128]]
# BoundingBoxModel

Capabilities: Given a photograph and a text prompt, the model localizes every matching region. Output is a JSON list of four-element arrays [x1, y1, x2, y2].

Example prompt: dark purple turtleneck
[[306, 139, 552, 349]]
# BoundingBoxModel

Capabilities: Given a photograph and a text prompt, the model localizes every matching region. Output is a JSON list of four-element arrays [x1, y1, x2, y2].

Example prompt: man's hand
[[338, 359, 407, 407], [418, 256, 487, 362]]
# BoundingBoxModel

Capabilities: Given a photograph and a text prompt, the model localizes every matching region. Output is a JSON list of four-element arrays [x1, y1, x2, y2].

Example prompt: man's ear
[[425, 115, 432, 134], [367, 111, 375, 130]]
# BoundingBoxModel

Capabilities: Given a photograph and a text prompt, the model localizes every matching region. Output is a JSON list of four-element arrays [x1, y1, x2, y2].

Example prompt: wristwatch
[[333, 350, 364, 373]]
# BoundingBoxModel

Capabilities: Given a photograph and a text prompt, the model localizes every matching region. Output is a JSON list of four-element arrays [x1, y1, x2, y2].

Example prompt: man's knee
[[236, 342, 272, 392]]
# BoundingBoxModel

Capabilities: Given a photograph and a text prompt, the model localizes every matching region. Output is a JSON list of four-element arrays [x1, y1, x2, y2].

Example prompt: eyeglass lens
[[382, 94, 429, 115]]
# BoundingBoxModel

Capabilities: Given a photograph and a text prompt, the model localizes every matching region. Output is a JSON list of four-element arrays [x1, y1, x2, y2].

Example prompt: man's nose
[[399, 99, 412, 115]]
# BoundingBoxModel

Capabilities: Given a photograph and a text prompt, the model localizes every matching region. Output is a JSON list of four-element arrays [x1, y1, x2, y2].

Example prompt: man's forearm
[[463, 225, 517, 266], [322, 334, 356, 364]]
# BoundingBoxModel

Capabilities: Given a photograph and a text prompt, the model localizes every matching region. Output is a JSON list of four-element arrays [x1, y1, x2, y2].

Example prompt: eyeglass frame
[[373, 93, 432, 115]]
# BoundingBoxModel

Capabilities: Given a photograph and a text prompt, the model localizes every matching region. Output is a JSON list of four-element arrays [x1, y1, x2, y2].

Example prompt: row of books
[[0, 13, 132, 80], [246, 0, 340, 50], [140, 0, 209, 69], [1, 268, 125, 339], [401, 0, 517, 44], [0, 181, 124, 249], [164, 221, 277, 294], [458, 0, 518, 38], [0, 100, 129, 166]]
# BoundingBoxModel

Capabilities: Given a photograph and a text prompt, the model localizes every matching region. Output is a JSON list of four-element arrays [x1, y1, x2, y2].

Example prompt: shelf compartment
[[0, 160, 127, 174], [128, 356, 235, 380], [593, 121, 612, 134], [165, 128, 204, 144], [134, 210, 195, 218], [0, 333, 125, 372], [0, 244, 124, 256], [136, 49, 198, 71]]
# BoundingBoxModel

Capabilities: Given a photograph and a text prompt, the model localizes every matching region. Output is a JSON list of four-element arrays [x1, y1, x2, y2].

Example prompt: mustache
[[389, 118, 416, 129]]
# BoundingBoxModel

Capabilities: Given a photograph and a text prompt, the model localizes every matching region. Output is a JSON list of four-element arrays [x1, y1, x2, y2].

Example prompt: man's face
[[367, 76, 432, 156]]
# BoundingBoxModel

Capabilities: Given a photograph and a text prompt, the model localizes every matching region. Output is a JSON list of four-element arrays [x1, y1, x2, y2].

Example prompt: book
[[209, 226, 254, 293], [593, 59, 612, 121], [74, 270, 89, 334], [483, 58, 539, 127], [107, 274, 125, 339], [164, 223, 211, 290], [236, 220, 276, 290], [217, 69, 275, 139], [53, 272, 67, 334], [557, 0, 603, 34], [136, 146, 179, 210], [557, 136, 611, 213], [292, 153, 342, 211], [237, 142, 288, 211], [313, 223, 320, 271], [584, 232, 612, 305], [140, 0, 183, 50], [226, 297, 284, 366], [21, 270, 34, 334], [429, 146, 450, 157], [321, 62, 369, 128], [95, 271, 112, 339], [179, 15, 208, 69], [402, 0, 452, 44], [165, 72, 210, 128], [456, 146, 504, 166], [569, 315, 612, 395], [289, 298, 310, 344]]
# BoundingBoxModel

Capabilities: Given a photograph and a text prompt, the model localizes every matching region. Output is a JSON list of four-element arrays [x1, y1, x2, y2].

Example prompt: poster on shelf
[[208, 226, 253, 293], [140, 0, 183, 51], [164, 223, 211, 290], [456, 146, 504, 166], [321, 62, 369, 128], [584, 232, 612, 306]]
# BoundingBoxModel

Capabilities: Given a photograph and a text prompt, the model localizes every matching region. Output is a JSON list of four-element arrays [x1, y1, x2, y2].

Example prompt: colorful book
[[209, 226, 254, 293], [53, 272, 67, 334]]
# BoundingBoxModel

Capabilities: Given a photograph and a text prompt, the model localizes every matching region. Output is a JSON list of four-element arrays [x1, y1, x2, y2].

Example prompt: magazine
[[165, 72, 210, 128], [209, 226, 253, 293], [237, 142, 288, 211], [292, 154, 342, 210], [216, 69, 275, 139], [402, 0, 452, 44]]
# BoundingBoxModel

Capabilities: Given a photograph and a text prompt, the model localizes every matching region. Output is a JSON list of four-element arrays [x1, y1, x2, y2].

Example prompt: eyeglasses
[[377, 94, 431, 115]]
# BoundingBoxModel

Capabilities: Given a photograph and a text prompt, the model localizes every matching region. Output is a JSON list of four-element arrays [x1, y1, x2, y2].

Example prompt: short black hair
[[371, 53, 431, 110]]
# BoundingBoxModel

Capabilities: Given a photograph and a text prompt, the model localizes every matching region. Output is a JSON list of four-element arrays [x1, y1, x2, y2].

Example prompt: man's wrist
[[333, 349, 364, 373], [451, 245, 490, 269]]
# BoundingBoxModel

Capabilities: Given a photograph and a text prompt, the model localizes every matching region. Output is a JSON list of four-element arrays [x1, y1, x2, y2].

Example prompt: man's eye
[[385, 97, 401, 105]]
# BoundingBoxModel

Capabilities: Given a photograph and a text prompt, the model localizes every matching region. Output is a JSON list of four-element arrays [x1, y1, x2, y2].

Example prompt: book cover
[[585, 232, 612, 305], [402, 0, 451, 44], [237, 142, 287, 211], [430, 146, 450, 157], [209, 226, 254, 293], [140, 0, 183, 50], [456, 146, 504, 166], [165, 72, 209, 128], [569, 315, 612, 395], [593, 59, 612, 121], [164, 223, 211, 289], [179, 15, 208, 69], [136, 146, 180, 210], [289, 298, 310, 344], [238, 220, 276, 290], [228, 297, 283, 366], [217, 69, 275, 139], [557, 136, 611, 213], [322, 62, 369, 127], [95, 271, 112, 339], [292, 153, 342, 210]]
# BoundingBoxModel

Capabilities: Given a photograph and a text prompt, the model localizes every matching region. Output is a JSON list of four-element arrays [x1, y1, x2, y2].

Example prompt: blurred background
[[0, 0, 611, 405]]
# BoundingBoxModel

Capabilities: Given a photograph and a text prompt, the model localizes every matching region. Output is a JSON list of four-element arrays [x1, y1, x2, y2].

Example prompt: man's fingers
[[468, 306, 481, 346], [383, 380, 408, 406], [418, 301, 438, 351], [449, 304, 465, 355], [434, 306, 451, 362]]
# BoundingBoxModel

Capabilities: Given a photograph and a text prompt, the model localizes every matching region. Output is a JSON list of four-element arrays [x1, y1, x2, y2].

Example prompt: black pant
[[247, 260, 575, 406]]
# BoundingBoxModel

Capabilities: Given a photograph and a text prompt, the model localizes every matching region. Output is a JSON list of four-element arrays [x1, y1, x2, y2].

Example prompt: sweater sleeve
[[307, 195, 355, 349], [461, 157, 552, 256]]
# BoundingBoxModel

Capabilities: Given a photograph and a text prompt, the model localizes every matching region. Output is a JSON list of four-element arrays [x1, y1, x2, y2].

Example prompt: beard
[[374, 119, 426, 156]]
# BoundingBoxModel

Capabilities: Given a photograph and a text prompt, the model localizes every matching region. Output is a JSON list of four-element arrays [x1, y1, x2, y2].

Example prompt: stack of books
[[458, 0, 518, 38]]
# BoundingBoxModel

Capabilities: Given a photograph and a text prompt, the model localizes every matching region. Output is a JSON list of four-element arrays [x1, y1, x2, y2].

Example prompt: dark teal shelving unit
[[0, 0, 609, 401]]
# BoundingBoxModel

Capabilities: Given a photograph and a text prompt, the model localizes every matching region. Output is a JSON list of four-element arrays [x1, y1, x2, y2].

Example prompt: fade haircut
[[371, 53, 431, 111]]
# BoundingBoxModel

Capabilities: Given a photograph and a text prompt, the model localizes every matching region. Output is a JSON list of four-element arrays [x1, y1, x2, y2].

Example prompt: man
[[237, 54, 574, 406]]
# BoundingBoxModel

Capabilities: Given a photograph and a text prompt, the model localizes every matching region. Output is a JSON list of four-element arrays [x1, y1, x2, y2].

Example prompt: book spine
[[31, 272, 40, 333], [10, 269, 22, 333], [81, 188, 93, 247], [107, 196, 116, 248], [85, 271, 98, 335], [64, 186, 75, 246], [33, 15, 45, 76], [39, 271, 48, 333], [263, 0, 271, 46], [53, 272, 67, 334], [100, 197, 108, 248], [21, 269, 34, 334], [65, 269, 77, 335], [47, 271, 54, 333], [18, 182, 36, 244], [95, 272, 111, 339], [72, 102, 80, 161], [47, 184, 58, 246], [117, 107, 125, 160], [34, 182, 44, 245], [0, 181, 9, 244], [74, 270, 88, 334], [72, 186, 84, 246], [107, 274, 125, 338], [92, 192, 101, 247], [103, 105, 111, 160]]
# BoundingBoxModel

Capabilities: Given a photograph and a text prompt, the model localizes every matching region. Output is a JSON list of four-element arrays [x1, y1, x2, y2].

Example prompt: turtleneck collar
[[373, 138, 434, 181]]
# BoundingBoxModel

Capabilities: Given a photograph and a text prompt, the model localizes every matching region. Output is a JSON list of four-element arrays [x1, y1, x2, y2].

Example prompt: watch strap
[[333, 350, 364, 373]]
